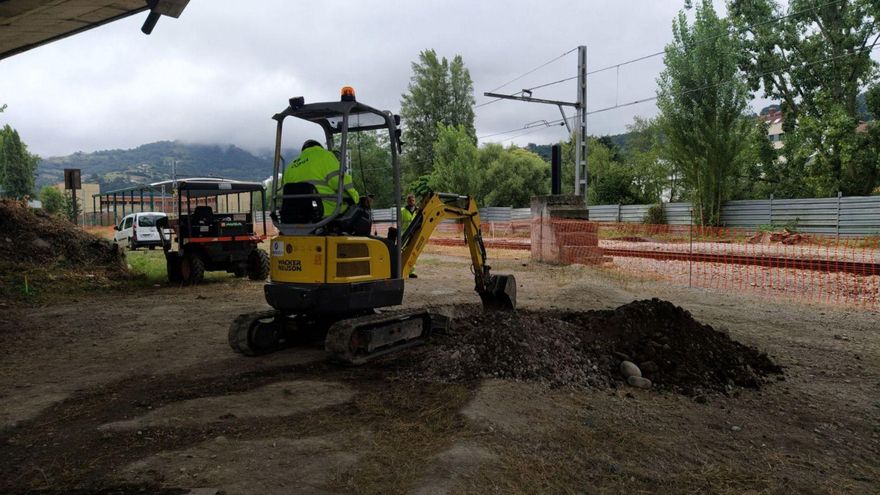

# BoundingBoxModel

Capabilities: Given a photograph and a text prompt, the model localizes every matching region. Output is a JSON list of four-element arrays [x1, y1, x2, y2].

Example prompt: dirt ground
[[1, 250, 879, 494]]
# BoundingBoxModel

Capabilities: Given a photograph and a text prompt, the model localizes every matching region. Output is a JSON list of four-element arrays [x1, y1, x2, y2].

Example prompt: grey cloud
[[0, 0, 732, 157]]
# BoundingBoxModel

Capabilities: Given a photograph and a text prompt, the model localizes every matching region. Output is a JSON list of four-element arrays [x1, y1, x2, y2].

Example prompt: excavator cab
[[229, 88, 516, 362]]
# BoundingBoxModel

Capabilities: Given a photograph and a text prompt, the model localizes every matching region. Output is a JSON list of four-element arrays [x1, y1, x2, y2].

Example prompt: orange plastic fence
[[587, 222, 879, 309], [430, 219, 880, 310]]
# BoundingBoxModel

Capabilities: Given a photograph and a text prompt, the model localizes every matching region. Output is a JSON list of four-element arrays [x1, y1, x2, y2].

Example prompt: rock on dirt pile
[[0, 199, 127, 278], [396, 299, 781, 395]]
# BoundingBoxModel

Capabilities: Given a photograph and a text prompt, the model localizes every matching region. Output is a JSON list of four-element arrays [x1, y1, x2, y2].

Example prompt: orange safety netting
[[432, 219, 880, 310]]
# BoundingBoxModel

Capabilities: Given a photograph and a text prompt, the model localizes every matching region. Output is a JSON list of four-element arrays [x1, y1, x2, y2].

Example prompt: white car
[[114, 212, 167, 250]]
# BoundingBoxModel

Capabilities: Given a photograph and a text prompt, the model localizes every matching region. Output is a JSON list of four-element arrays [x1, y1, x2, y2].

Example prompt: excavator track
[[229, 309, 449, 363], [228, 310, 290, 356], [324, 311, 450, 365]]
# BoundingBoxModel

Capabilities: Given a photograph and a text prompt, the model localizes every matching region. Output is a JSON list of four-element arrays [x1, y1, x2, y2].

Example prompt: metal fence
[[252, 195, 878, 237], [586, 194, 880, 236]]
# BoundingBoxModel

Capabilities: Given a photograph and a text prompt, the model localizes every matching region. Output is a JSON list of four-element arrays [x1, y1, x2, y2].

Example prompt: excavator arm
[[400, 193, 516, 310]]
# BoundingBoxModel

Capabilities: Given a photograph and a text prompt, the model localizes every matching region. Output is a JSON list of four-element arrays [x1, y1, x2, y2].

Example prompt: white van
[[114, 212, 167, 250]]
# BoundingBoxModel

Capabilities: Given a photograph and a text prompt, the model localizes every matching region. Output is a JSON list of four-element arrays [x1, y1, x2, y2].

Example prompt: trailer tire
[[247, 249, 270, 281], [181, 253, 205, 285]]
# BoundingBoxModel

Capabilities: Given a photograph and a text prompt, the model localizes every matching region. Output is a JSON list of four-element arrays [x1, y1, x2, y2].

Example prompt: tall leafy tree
[[657, 0, 759, 225], [729, 0, 880, 196], [400, 50, 476, 183], [428, 124, 481, 197], [0, 125, 39, 199]]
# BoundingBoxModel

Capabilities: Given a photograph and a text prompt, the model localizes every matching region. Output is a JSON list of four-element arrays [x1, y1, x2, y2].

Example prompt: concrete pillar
[[530, 194, 600, 264]]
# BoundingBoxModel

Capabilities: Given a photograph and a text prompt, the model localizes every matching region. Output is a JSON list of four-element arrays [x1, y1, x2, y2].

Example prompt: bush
[[39, 186, 65, 215], [643, 203, 666, 224]]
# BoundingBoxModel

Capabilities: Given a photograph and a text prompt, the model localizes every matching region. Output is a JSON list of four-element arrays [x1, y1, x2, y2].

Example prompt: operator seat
[[280, 182, 324, 224], [192, 205, 214, 225], [279, 182, 371, 235]]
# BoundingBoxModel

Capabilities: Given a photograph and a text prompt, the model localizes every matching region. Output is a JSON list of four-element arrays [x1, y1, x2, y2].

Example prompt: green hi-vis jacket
[[400, 205, 416, 231], [282, 147, 359, 218]]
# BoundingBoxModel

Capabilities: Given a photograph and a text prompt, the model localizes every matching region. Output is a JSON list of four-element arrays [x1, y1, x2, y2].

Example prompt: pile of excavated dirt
[[396, 299, 782, 395], [0, 199, 127, 285]]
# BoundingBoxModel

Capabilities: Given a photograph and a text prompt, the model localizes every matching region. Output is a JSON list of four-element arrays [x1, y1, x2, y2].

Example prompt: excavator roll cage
[[270, 96, 404, 260]]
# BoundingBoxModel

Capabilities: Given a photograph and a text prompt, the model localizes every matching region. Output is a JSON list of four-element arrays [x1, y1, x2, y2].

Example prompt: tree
[[349, 130, 395, 208], [623, 117, 677, 202], [39, 186, 65, 214], [63, 190, 81, 221], [657, 1, 758, 225], [0, 125, 39, 199], [481, 147, 550, 207], [400, 50, 476, 183], [428, 124, 481, 197], [590, 166, 648, 205], [729, 0, 880, 196], [555, 134, 656, 205]]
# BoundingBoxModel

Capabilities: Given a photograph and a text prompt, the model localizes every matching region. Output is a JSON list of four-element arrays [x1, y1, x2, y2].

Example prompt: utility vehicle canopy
[[151, 178, 265, 197]]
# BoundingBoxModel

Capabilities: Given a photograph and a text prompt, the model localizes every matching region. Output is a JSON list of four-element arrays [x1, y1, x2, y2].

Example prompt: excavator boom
[[400, 193, 516, 310]]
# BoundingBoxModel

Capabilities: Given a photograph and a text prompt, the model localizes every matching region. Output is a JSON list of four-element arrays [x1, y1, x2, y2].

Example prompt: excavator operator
[[282, 139, 359, 218]]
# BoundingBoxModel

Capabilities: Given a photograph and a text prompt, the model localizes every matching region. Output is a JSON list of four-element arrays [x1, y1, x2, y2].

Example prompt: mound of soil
[[397, 299, 781, 395], [0, 199, 126, 275]]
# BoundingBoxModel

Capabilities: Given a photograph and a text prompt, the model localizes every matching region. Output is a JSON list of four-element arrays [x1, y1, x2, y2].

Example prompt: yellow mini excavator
[[229, 87, 516, 363]]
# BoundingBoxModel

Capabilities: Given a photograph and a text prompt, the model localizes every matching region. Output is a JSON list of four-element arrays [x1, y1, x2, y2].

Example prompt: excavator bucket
[[480, 274, 517, 311]]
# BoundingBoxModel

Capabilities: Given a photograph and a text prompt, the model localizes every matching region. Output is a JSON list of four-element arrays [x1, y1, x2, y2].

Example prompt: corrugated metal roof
[[0, 0, 188, 60]]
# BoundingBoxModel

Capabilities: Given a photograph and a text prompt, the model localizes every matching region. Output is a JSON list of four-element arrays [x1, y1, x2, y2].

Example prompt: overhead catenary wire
[[586, 41, 880, 118], [487, 46, 578, 93], [493, 0, 849, 97], [500, 123, 567, 144], [477, 121, 561, 140], [475, 47, 579, 109], [480, 42, 880, 142]]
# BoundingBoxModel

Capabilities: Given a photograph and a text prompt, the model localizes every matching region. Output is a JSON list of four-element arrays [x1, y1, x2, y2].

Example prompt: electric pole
[[483, 45, 588, 199], [575, 46, 588, 197]]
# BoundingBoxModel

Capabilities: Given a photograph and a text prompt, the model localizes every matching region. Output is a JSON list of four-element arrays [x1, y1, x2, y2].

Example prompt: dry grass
[[331, 380, 474, 494]]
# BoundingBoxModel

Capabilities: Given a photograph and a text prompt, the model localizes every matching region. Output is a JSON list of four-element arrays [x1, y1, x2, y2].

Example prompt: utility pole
[[575, 45, 588, 197], [483, 45, 588, 199]]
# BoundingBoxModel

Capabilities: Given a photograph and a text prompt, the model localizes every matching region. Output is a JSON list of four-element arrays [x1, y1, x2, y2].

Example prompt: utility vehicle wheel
[[128, 238, 137, 251], [181, 253, 205, 285], [166, 253, 183, 283], [247, 249, 270, 281], [148, 245, 156, 251]]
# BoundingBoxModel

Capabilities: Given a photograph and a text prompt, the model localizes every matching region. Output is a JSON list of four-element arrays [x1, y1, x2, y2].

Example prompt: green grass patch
[[124, 249, 233, 285], [125, 249, 167, 282]]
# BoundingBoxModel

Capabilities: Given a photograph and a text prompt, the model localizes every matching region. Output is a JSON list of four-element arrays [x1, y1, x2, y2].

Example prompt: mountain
[[37, 141, 274, 192]]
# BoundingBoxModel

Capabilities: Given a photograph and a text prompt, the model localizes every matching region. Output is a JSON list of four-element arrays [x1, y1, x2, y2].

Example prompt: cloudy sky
[[0, 0, 738, 158]]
